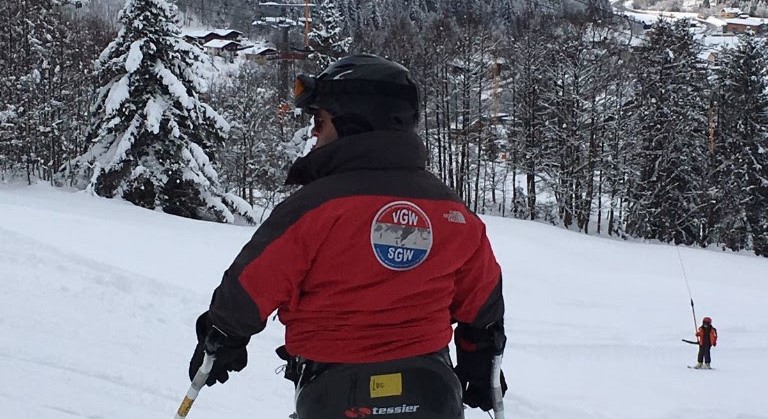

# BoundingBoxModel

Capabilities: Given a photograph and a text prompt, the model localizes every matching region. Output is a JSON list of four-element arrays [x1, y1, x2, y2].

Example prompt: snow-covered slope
[[1, 184, 766, 419]]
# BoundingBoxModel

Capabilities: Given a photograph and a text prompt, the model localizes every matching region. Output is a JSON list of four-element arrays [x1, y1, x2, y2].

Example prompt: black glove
[[189, 311, 250, 386], [454, 322, 507, 411]]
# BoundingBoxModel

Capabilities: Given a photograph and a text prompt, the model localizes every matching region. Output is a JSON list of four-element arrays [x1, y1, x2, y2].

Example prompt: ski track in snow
[[1, 184, 767, 419]]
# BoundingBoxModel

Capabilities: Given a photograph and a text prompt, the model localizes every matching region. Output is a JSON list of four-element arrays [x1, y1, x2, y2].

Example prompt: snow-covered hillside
[[1, 184, 766, 419]]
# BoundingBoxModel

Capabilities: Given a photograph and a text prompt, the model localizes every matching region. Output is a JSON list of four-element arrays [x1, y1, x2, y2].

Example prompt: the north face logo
[[443, 210, 466, 224], [345, 407, 372, 418]]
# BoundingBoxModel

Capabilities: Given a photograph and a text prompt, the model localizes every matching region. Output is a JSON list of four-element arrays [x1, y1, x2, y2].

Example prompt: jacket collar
[[285, 130, 426, 186]]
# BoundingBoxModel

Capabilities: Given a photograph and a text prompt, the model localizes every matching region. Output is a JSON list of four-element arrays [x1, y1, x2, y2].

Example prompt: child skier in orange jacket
[[694, 316, 718, 369]]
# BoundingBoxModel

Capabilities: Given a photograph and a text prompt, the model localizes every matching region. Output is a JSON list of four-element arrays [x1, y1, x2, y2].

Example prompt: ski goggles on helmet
[[294, 74, 319, 111], [294, 73, 419, 114], [293, 74, 350, 113]]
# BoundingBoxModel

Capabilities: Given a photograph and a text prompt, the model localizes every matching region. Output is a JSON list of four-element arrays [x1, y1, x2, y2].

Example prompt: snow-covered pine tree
[[63, 0, 257, 223], [507, 13, 554, 221], [0, 0, 62, 180], [309, 0, 352, 69], [364, 1, 383, 31], [542, 22, 622, 234], [713, 35, 768, 255], [624, 19, 709, 245], [0, 0, 115, 183], [341, 0, 361, 39], [418, 14, 458, 181], [57, 12, 115, 170], [599, 35, 636, 238], [749, 140, 768, 256], [209, 62, 301, 217]]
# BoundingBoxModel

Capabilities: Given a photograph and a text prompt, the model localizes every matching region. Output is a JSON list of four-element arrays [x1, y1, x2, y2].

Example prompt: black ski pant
[[697, 345, 712, 364], [294, 348, 464, 419]]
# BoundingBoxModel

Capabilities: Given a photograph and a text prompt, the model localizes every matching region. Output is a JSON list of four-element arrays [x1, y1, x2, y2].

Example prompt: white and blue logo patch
[[370, 201, 433, 271]]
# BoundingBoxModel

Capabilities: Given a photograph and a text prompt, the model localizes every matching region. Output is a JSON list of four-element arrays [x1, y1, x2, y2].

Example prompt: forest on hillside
[[2, 0, 767, 256]]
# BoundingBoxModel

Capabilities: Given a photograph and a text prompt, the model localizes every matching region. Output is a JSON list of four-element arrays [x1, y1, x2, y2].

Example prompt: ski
[[687, 365, 715, 370]]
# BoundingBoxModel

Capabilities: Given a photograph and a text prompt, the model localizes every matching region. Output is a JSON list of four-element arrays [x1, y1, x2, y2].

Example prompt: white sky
[[1, 184, 766, 419]]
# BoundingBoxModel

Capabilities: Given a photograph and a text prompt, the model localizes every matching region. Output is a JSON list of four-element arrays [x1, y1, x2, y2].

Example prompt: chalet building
[[723, 17, 768, 34], [700, 50, 718, 64], [202, 39, 241, 57], [720, 8, 742, 18], [181, 29, 243, 45], [181, 29, 249, 58], [240, 44, 279, 62]]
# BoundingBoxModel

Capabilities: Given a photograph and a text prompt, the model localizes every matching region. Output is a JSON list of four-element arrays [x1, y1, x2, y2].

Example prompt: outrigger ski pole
[[680, 298, 700, 345], [174, 352, 215, 419], [677, 247, 699, 346], [490, 354, 504, 419]]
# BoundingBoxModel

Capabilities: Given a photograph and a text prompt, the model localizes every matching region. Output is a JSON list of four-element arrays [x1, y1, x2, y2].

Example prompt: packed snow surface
[[1, 184, 766, 419]]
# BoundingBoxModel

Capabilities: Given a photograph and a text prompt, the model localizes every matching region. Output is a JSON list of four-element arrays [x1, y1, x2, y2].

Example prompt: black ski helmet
[[294, 54, 420, 137]]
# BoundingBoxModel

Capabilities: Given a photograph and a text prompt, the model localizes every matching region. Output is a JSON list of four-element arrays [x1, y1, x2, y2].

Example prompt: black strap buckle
[[276, 345, 306, 385]]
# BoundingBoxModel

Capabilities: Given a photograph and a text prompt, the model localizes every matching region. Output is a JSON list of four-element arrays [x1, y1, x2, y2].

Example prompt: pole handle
[[490, 354, 505, 419], [690, 298, 698, 336], [173, 352, 216, 419]]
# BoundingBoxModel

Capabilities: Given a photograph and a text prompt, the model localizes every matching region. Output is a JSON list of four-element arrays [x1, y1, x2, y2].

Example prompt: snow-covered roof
[[697, 34, 741, 49], [240, 44, 278, 55], [263, 17, 292, 23], [625, 12, 657, 25], [704, 16, 727, 27], [202, 39, 240, 49], [721, 8, 742, 13], [258, 1, 317, 7], [698, 50, 717, 62], [622, 10, 700, 25], [724, 17, 768, 26], [181, 29, 243, 39], [253, 16, 309, 26]]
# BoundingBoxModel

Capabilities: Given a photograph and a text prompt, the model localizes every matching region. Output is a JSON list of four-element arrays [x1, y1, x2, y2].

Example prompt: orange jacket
[[697, 326, 718, 346]]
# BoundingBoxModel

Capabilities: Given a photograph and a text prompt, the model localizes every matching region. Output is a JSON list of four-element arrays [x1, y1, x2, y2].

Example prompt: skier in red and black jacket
[[188, 54, 506, 419]]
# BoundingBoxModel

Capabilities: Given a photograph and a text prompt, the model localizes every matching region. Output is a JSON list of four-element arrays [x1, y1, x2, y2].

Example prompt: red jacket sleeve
[[208, 197, 337, 337], [450, 221, 504, 328]]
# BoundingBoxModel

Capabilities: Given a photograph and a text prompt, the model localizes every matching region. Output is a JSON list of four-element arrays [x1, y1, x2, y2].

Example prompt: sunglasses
[[312, 114, 327, 131]]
